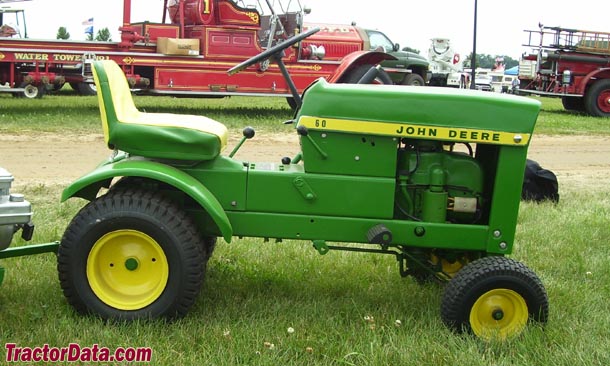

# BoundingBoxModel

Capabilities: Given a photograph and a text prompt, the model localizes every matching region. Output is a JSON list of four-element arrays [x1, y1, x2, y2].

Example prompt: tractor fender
[[326, 51, 397, 83], [61, 159, 233, 243]]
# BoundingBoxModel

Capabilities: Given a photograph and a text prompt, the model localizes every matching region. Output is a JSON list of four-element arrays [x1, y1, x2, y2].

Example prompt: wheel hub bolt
[[492, 309, 504, 321], [124, 258, 139, 271]]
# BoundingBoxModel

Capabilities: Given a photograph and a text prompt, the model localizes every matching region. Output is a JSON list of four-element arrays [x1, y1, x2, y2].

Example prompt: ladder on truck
[[523, 25, 610, 55]]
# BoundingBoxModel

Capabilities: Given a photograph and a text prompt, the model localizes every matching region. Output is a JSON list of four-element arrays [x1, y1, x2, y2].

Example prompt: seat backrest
[[91, 60, 139, 146], [90, 60, 229, 161]]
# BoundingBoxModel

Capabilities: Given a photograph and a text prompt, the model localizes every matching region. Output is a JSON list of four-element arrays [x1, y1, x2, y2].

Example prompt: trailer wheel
[[19, 83, 44, 99], [585, 79, 610, 117], [58, 189, 205, 320], [403, 73, 425, 86], [440, 256, 548, 340]]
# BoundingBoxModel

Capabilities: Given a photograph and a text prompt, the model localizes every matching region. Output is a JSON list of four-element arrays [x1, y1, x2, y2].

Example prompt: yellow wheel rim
[[470, 288, 528, 340], [87, 230, 169, 310]]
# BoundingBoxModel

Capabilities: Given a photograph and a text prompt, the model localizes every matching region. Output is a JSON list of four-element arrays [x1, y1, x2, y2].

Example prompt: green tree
[[95, 27, 112, 42], [503, 56, 519, 69], [56, 26, 70, 40], [464, 54, 519, 69]]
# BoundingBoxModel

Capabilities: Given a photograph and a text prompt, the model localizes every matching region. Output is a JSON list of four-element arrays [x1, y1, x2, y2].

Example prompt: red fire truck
[[0, 0, 428, 104], [519, 24, 610, 117]]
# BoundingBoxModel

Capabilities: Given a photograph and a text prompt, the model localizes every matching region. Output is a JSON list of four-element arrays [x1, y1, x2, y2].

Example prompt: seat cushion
[[109, 111, 228, 161], [94, 60, 228, 161]]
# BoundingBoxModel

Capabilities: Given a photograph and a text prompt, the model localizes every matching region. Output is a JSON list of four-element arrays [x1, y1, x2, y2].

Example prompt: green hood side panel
[[61, 160, 233, 243], [297, 79, 540, 137]]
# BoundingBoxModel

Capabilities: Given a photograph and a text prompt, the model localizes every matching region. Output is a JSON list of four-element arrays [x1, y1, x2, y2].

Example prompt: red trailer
[[519, 24, 610, 117], [0, 0, 420, 104]]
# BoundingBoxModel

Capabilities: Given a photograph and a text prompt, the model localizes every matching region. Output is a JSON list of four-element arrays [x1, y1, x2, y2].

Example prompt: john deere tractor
[[57, 28, 548, 340]]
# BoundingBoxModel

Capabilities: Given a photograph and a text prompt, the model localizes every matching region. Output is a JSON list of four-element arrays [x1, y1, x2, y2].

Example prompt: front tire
[[441, 256, 548, 340], [403, 73, 425, 86], [58, 189, 205, 320], [585, 79, 610, 117]]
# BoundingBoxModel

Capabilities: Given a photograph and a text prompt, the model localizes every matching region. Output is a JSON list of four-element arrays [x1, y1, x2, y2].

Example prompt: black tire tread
[[58, 188, 205, 319], [74, 81, 97, 96], [440, 256, 548, 333], [562, 96, 584, 112], [403, 73, 425, 86], [340, 64, 393, 85], [585, 79, 610, 117]]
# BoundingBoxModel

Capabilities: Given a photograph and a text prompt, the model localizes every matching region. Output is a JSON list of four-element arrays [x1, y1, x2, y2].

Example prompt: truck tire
[[561, 96, 584, 112], [403, 73, 425, 86], [286, 97, 298, 110], [18, 82, 44, 99], [441, 256, 548, 340], [584, 79, 610, 117], [74, 82, 97, 96], [58, 188, 206, 320], [341, 64, 393, 85]]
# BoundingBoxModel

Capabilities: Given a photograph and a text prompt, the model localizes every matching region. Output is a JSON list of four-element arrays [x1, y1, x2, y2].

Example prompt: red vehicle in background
[[519, 24, 610, 117], [0, 0, 426, 105]]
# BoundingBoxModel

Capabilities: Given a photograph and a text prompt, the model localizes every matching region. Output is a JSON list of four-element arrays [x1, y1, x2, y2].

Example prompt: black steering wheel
[[227, 27, 320, 75]]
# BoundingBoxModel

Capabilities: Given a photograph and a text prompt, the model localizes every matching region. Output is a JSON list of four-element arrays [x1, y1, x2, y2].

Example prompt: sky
[[5, 0, 610, 60]]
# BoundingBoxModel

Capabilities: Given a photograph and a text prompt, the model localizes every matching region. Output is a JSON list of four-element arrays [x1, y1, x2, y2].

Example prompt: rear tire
[[441, 256, 548, 340], [585, 79, 610, 117], [58, 189, 205, 320], [202, 237, 217, 260]]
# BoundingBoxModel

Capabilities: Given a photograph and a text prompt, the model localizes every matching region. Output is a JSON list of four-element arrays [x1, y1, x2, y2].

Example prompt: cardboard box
[[156, 37, 200, 56]]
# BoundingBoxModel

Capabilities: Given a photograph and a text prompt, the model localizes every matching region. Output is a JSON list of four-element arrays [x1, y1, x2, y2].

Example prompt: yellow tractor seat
[[91, 60, 228, 161]]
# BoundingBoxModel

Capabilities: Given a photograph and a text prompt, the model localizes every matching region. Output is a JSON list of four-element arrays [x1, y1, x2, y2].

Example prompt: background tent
[[505, 66, 519, 75]]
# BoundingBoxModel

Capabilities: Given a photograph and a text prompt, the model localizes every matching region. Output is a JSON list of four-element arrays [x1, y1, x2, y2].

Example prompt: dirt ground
[[1, 132, 609, 189]]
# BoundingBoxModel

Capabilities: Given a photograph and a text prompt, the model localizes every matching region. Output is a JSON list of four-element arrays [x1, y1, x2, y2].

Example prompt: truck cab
[[364, 29, 429, 86]]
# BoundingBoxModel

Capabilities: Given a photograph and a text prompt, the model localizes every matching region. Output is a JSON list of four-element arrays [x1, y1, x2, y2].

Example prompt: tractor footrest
[[367, 224, 392, 245]]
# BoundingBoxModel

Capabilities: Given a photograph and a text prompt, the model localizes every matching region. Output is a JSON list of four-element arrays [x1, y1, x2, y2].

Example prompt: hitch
[[312, 240, 329, 255]]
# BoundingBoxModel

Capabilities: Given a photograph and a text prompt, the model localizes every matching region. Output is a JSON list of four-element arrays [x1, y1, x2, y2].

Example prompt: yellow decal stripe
[[298, 116, 530, 146]]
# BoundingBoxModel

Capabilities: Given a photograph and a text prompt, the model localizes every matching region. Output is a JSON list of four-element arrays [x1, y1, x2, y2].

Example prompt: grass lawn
[[0, 91, 609, 365]]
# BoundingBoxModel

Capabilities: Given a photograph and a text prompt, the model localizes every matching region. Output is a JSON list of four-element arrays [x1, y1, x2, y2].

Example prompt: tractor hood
[[296, 79, 540, 146]]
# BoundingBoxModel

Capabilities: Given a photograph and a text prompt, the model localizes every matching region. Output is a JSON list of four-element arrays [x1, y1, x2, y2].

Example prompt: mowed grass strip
[[2, 91, 610, 136], [0, 92, 609, 365]]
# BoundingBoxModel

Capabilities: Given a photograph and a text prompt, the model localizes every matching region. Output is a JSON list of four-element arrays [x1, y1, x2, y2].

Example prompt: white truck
[[427, 38, 468, 88]]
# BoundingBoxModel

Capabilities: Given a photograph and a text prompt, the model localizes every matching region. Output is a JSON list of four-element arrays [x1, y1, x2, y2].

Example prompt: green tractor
[[58, 28, 548, 340]]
